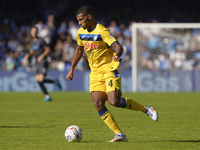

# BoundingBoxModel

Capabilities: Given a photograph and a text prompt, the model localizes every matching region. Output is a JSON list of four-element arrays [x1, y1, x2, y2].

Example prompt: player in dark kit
[[24, 26, 61, 102]]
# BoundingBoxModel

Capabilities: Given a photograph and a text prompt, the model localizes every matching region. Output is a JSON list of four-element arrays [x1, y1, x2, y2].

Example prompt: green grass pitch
[[0, 92, 200, 150]]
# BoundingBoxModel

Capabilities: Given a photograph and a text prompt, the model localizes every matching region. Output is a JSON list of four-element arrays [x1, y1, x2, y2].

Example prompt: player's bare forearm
[[66, 46, 84, 81], [70, 46, 84, 71], [112, 42, 124, 62]]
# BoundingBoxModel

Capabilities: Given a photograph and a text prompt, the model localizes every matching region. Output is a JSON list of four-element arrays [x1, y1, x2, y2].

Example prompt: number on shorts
[[108, 80, 113, 87]]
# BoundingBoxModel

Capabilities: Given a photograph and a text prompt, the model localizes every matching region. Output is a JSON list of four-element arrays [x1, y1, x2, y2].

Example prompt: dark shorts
[[35, 61, 49, 76]]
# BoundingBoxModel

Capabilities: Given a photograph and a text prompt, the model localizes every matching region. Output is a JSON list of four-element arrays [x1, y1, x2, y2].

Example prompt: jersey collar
[[87, 22, 97, 32]]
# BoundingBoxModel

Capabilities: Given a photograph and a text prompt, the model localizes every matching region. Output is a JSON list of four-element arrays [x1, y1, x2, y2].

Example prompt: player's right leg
[[90, 72, 127, 142], [91, 91, 127, 142], [35, 62, 52, 102]]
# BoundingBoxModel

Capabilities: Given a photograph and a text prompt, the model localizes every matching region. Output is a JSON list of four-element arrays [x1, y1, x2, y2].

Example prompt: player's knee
[[36, 79, 42, 83], [108, 98, 121, 107], [35, 74, 45, 82], [93, 101, 105, 111], [107, 90, 121, 107], [93, 101, 103, 108], [109, 100, 117, 107]]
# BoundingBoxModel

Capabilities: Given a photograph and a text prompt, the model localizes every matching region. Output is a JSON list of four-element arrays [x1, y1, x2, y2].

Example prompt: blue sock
[[121, 98, 127, 108], [98, 107, 108, 117]]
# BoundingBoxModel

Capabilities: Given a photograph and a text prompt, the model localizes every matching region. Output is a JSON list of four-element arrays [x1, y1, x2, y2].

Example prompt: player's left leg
[[35, 74, 52, 102], [108, 92, 158, 121], [43, 78, 62, 91], [107, 90, 146, 112], [106, 69, 158, 121], [42, 61, 62, 91]]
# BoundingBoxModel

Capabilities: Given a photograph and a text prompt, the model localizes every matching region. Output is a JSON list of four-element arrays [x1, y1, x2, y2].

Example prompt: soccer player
[[24, 26, 61, 102], [66, 6, 158, 142]]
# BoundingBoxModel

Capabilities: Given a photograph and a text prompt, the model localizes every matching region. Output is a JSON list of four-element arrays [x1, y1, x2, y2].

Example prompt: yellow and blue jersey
[[77, 23, 120, 73]]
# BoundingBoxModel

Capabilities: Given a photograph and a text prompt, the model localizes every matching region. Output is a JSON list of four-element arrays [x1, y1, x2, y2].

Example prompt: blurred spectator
[[158, 53, 170, 70], [68, 20, 78, 41], [57, 21, 67, 35], [76, 55, 90, 71], [170, 45, 186, 69], [121, 51, 132, 70], [123, 22, 132, 38], [62, 43, 75, 70], [36, 21, 51, 45], [14, 40, 26, 70], [4, 51, 15, 71], [7, 36, 18, 52], [53, 39, 64, 61], [117, 33, 125, 45], [47, 14, 57, 52], [108, 21, 120, 37]]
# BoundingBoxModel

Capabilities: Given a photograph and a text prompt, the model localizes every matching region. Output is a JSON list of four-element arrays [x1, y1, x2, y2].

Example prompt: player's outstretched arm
[[112, 42, 124, 62], [66, 45, 84, 81]]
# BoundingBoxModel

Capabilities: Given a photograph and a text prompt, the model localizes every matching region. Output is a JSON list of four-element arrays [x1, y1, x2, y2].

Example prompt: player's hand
[[113, 55, 122, 62], [37, 55, 43, 63], [66, 71, 74, 81]]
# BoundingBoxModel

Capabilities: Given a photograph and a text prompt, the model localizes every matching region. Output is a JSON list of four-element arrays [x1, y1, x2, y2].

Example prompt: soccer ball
[[65, 125, 83, 142]]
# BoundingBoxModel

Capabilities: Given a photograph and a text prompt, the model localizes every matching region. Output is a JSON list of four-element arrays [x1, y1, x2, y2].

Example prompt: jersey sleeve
[[76, 32, 84, 47], [101, 27, 117, 46]]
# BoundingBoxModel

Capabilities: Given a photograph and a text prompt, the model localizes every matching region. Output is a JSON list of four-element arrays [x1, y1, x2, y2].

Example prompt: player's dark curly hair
[[76, 5, 93, 16]]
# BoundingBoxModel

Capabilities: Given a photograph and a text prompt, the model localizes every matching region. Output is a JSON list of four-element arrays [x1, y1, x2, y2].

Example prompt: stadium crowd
[[138, 27, 200, 71], [1, 0, 200, 72], [0, 15, 133, 72]]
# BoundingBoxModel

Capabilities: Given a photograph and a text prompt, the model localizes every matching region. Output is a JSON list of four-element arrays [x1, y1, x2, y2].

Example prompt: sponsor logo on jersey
[[32, 41, 40, 50], [84, 42, 98, 50], [94, 35, 98, 41], [32, 45, 39, 50]]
